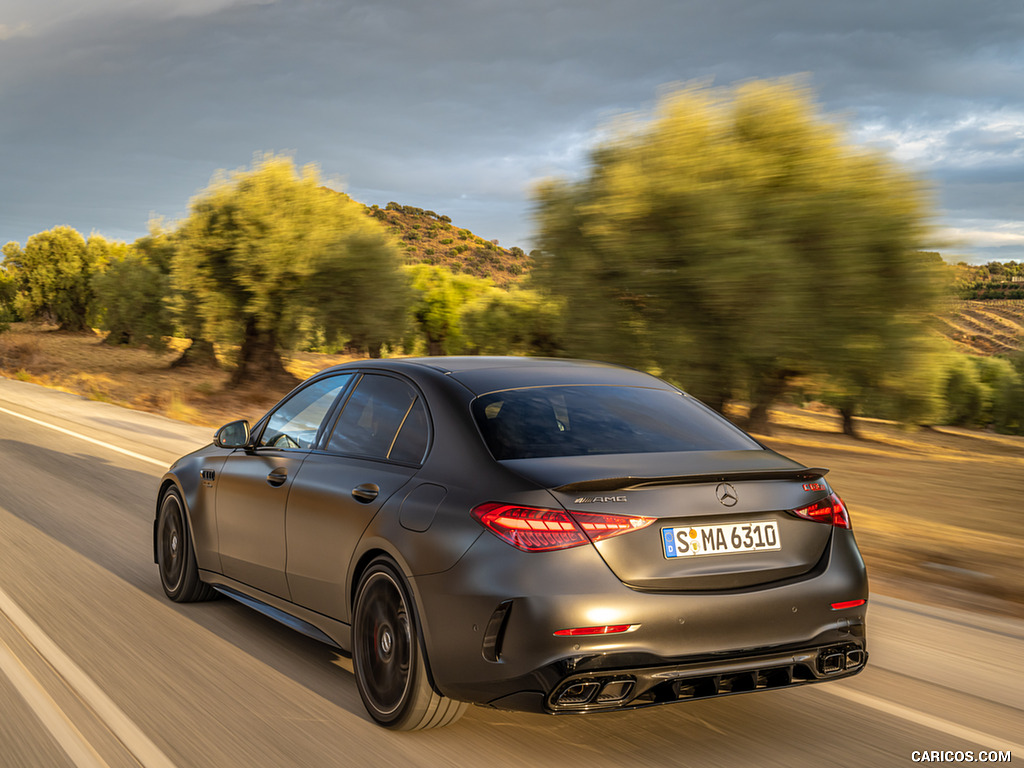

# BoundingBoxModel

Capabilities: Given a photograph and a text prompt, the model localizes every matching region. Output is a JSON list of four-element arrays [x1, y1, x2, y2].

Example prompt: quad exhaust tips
[[820, 646, 867, 674]]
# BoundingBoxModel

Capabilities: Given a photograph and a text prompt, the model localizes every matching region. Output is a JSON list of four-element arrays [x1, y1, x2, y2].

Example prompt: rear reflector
[[791, 492, 851, 529], [554, 624, 639, 636], [471, 503, 654, 552], [830, 599, 866, 610]]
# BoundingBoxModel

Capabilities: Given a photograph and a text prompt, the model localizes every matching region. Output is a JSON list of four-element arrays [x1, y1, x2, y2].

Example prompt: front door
[[215, 374, 353, 598]]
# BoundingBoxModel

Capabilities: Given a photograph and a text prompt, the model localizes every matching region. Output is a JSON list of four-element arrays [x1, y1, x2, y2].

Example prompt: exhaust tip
[[555, 681, 600, 705], [845, 649, 866, 668], [820, 652, 846, 674]]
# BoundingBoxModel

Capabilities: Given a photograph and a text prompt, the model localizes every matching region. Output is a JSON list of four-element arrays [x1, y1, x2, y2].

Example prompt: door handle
[[352, 483, 380, 503], [267, 468, 288, 487]]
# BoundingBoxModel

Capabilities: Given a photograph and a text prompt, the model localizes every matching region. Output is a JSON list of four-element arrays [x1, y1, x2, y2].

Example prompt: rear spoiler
[[555, 467, 829, 493]]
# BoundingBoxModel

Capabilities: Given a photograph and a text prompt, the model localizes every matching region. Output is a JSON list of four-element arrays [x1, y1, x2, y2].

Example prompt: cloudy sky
[[1, 0, 1022, 262]]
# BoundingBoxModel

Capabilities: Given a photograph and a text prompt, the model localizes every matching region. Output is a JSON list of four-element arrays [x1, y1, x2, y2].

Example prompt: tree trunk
[[702, 391, 729, 416], [745, 369, 795, 435], [229, 318, 298, 388], [839, 403, 859, 438], [171, 338, 219, 369], [104, 330, 132, 346]]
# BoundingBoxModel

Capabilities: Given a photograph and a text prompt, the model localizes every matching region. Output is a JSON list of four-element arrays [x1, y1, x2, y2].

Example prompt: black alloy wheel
[[352, 558, 466, 730], [156, 488, 216, 603]]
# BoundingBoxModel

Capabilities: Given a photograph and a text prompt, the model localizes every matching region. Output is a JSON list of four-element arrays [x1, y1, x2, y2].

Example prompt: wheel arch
[[348, 542, 413, 617], [154, 476, 208, 567], [154, 476, 186, 564], [348, 544, 446, 694]]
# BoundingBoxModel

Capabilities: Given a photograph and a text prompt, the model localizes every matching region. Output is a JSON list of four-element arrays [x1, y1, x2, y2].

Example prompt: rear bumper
[[490, 634, 866, 714], [411, 528, 868, 712]]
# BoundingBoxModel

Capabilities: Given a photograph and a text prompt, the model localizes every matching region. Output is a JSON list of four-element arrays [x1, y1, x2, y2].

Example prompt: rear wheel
[[352, 558, 466, 730], [157, 488, 216, 602]]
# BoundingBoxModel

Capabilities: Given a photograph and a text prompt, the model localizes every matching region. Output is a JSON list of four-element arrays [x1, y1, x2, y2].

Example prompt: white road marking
[[823, 685, 1024, 754], [0, 405, 168, 468], [0, 587, 178, 768], [0, 634, 108, 768]]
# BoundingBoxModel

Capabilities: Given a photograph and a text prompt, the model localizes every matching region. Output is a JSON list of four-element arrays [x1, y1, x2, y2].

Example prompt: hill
[[937, 299, 1024, 356], [365, 202, 532, 287]]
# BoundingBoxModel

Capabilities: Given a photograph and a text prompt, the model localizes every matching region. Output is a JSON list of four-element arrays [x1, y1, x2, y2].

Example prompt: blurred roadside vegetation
[[1, 82, 1023, 436]]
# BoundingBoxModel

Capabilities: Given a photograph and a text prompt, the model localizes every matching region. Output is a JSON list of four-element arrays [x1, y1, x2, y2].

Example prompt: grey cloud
[[1, 0, 1022, 258]]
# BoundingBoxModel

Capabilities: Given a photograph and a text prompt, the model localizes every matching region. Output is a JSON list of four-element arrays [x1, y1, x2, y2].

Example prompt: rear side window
[[473, 386, 758, 460], [326, 374, 428, 463]]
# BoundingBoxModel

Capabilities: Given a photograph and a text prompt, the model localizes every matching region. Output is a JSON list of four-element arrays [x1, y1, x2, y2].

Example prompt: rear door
[[285, 373, 429, 620]]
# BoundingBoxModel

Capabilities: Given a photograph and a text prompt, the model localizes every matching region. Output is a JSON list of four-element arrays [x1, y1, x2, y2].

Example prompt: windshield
[[472, 385, 760, 460]]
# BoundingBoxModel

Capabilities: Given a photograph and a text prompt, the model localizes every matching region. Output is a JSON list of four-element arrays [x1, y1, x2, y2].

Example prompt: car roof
[[318, 356, 675, 396]]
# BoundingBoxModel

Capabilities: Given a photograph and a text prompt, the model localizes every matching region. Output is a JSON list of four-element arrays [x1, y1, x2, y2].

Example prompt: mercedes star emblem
[[715, 482, 738, 507]]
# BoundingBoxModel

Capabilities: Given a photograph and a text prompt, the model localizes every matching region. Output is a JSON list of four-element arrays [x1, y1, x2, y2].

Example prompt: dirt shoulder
[[3, 323, 1022, 619]]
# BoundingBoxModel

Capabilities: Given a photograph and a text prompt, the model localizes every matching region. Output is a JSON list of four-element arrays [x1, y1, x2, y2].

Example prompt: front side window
[[473, 385, 759, 460], [326, 374, 428, 463], [258, 375, 353, 449]]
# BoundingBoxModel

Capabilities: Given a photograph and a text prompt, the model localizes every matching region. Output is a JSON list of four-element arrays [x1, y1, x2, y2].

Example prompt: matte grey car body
[[154, 357, 868, 730]]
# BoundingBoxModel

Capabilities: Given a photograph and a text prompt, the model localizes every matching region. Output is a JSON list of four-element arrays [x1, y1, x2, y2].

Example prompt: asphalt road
[[0, 377, 1021, 768]]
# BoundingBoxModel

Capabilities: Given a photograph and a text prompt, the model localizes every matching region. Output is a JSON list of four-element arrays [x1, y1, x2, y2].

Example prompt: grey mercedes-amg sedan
[[154, 356, 868, 730]]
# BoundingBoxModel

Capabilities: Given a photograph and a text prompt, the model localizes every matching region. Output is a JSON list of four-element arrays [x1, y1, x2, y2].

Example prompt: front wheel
[[352, 559, 466, 730], [156, 487, 216, 603]]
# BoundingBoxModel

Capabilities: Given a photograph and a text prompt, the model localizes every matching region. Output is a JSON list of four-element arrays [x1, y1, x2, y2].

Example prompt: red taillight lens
[[791, 492, 851, 529], [470, 503, 654, 552]]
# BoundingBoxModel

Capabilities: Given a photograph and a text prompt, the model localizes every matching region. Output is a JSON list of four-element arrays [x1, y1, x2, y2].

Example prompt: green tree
[[460, 285, 563, 356], [1, 243, 24, 331], [16, 226, 98, 331], [942, 355, 986, 426], [406, 264, 490, 355], [0, 267, 16, 332], [173, 155, 408, 385], [534, 80, 939, 433], [92, 244, 173, 350]]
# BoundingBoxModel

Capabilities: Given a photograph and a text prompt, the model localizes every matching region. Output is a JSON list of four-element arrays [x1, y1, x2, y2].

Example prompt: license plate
[[662, 521, 781, 558]]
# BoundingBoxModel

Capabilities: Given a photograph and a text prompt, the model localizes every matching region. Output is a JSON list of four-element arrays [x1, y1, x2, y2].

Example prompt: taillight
[[791, 492, 851, 529], [471, 503, 655, 552]]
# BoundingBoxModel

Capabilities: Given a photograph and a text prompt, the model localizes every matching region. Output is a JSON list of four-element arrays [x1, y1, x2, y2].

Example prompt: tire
[[352, 558, 467, 730], [157, 487, 217, 603]]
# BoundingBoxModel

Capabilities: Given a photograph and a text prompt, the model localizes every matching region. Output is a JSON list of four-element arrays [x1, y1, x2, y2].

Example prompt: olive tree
[[534, 80, 940, 433], [173, 155, 408, 385], [15, 226, 98, 331]]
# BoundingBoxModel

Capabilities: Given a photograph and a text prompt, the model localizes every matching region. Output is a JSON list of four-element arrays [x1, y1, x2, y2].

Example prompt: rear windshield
[[472, 385, 759, 460]]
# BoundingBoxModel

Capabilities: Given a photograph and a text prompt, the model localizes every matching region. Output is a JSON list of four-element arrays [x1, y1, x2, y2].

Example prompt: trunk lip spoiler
[[554, 467, 830, 493]]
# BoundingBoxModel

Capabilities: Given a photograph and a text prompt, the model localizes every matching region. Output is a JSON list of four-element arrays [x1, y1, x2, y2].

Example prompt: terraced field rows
[[938, 300, 1024, 355]]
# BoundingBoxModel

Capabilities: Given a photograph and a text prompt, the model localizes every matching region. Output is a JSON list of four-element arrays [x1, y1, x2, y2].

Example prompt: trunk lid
[[504, 449, 834, 591]]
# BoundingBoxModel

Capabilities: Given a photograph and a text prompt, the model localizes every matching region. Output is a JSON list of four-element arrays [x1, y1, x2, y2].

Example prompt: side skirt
[[199, 570, 352, 652]]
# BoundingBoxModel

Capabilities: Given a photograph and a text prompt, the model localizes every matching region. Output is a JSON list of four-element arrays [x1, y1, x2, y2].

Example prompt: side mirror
[[214, 420, 251, 449]]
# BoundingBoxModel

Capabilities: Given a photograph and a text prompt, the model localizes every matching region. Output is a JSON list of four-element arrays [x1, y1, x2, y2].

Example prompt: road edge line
[[0, 405, 167, 468], [0, 587, 178, 768], [0, 632, 108, 768], [823, 684, 1024, 754]]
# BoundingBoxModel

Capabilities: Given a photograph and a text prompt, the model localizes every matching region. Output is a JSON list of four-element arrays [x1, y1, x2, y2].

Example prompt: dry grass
[[751, 404, 1024, 617], [3, 323, 1023, 617], [0, 323, 357, 427]]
